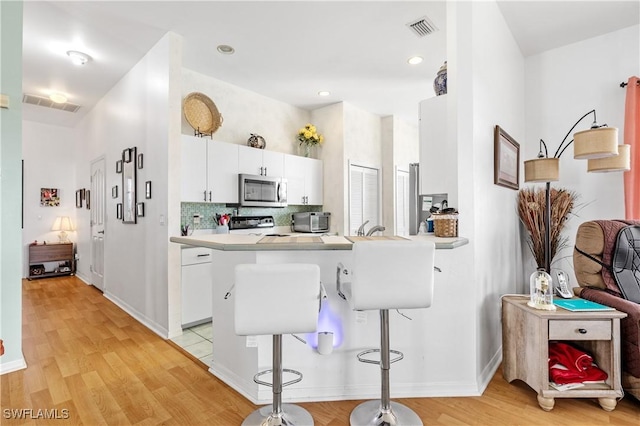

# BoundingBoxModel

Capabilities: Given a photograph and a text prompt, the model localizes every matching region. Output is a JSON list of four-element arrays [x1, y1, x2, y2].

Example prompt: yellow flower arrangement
[[297, 123, 324, 147]]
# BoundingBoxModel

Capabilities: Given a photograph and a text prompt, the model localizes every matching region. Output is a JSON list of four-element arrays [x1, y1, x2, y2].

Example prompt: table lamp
[[52, 216, 74, 242]]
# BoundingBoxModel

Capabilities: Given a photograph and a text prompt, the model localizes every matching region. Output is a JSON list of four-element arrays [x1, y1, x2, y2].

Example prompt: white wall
[[22, 121, 76, 276], [524, 24, 639, 278], [182, 68, 310, 154], [73, 32, 182, 338], [0, 0, 26, 375], [468, 0, 525, 383]]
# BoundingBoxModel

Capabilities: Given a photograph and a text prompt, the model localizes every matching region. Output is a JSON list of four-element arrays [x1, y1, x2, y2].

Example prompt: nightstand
[[501, 295, 626, 411]]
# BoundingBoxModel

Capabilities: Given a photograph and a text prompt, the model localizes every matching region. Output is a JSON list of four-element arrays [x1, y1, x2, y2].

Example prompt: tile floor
[[170, 321, 214, 367]]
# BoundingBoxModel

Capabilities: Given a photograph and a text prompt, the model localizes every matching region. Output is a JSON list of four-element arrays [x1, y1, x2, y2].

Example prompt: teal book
[[553, 298, 615, 312]]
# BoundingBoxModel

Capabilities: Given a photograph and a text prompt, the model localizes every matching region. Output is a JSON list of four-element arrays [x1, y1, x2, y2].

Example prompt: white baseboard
[[477, 346, 502, 394], [207, 363, 484, 403], [103, 292, 169, 339], [0, 356, 27, 375]]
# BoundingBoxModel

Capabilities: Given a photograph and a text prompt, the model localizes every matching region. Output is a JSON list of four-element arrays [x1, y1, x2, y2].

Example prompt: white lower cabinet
[[181, 247, 213, 327]]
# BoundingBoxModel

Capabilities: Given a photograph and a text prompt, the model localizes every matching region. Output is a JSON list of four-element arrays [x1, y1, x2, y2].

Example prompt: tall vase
[[433, 61, 447, 96]]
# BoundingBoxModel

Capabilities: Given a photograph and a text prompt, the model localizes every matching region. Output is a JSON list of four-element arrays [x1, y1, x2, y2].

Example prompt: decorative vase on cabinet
[[433, 61, 447, 96], [299, 144, 316, 158]]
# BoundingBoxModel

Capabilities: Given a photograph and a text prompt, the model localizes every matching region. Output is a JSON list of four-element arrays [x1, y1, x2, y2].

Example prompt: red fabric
[[549, 342, 608, 385], [624, 76, 640, 220]]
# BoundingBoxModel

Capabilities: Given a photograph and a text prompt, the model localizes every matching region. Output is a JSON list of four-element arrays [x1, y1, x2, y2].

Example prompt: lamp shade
[[587, 144, 631, 173], [51, 216, 73, 231], [524, 158, 559, 182], [573, 127, 618, 159]]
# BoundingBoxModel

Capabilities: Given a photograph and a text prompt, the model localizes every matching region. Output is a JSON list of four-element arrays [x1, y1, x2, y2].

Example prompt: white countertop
[[171, 232, 468, 251]]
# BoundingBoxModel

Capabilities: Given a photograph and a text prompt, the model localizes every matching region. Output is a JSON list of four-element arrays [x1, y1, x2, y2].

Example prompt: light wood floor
[[2, 276, 639, 425]]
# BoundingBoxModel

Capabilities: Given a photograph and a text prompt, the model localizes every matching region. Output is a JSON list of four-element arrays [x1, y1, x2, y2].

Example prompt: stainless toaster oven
[[291, 212, 330, 233]]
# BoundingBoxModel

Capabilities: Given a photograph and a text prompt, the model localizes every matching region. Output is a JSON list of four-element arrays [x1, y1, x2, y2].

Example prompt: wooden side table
[[501, 295, 626, 411], [28, 242, 75, 279]]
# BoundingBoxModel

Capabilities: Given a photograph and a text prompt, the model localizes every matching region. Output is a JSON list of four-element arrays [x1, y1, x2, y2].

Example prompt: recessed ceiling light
[[49, 93, 68, 104], [407, 56, 423, 65], [318, 91, 331, 97], [66, 50, 92, 66], [217, 45, 235, 55]]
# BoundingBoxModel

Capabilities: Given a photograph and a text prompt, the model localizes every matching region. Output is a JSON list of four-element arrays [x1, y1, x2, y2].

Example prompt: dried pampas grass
[[518, 187, 578, 268]]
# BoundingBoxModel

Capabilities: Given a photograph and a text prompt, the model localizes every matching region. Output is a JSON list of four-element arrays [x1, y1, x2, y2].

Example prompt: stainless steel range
[[229, 215, 275, 234]]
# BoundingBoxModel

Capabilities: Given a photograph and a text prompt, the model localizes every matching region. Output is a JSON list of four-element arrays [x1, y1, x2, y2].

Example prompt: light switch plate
[[246, 336, 258, 347], [356, 311, 367, 324]]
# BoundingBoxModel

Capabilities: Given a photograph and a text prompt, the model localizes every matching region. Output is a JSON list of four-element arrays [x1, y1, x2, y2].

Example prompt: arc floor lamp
[[524, 109, 631, 274]]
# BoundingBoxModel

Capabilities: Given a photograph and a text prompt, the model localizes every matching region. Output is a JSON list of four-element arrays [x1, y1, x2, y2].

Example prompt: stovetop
[[229, 215, 275, 230]]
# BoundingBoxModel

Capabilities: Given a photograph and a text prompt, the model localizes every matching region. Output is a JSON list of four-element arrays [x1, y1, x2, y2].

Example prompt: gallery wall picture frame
[[145, 181, 152, 199], [494, 125, 520, 190], [75, 189, 83, 208], [116, 160, 123, 173], [85, 189, 91, 209], [137, 153, 143, 169], [122, 146, 137, 224], [123, 148, 132, 163], [137, 202, 145, 217], [112, 185, 118, 199], [117, 203, 123, 219], [41, 188, 60, 207]]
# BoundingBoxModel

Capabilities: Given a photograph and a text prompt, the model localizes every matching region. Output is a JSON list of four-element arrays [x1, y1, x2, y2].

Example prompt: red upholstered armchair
[[573, 220, 640, 400]]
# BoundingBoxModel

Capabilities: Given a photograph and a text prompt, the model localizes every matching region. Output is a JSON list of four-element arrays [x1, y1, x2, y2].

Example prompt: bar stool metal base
[[242, 403, 314, 426], [350, 400, 423, 426]]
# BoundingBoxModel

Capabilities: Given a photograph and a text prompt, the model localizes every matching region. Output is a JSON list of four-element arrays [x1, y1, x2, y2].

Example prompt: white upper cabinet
[[238, 145, 284, 177], [284, 154, 323, 205], [180, 136, 239, 203], [208, 142, 239, 203], [419, 95, 455, 197], [181, 135, 208, 202]]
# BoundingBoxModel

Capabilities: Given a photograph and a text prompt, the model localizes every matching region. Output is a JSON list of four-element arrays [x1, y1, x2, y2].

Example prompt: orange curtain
[[624, 76, 640, 219]]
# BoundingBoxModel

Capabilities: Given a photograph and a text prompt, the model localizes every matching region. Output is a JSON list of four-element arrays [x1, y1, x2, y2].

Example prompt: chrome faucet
[[366, 225, 386, 236], [356, 220, 369, 236]]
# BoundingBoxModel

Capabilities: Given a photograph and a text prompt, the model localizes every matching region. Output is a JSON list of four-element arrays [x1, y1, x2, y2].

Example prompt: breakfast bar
[[169, 233, 470, 404]]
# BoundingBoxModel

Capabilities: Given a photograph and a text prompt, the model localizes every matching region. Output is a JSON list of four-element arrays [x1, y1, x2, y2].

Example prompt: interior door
[[90, 157, 106, 291]]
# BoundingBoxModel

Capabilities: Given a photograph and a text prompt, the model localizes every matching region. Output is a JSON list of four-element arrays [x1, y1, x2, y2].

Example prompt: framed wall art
[[75, 189, 83, 208], [122, 146, 137, 224], [145, 181, 152, 199], [137, 153, 143, 169], [85, 189, 91, 209], [41, 188, 60, 207], [116, 203, 123, 219], [494, 125, 520, 190], [116, 160, 123, 174], [112, 185, 118, 199], [137, 202, 145, 217]]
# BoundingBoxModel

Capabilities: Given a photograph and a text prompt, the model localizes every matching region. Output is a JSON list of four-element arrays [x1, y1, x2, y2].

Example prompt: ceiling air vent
[[406, 16, 438, 37], [22, 94, 81, 113]]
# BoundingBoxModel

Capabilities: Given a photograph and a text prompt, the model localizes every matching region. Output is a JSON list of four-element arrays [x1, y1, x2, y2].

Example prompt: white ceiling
[[20, 1, 640, 128]]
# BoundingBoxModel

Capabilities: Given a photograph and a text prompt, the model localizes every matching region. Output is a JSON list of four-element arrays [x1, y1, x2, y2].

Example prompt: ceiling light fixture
[[49, 93, 68, 104], [66, 50, 91, 66], [407, 56, 423, 65], [217, 45, 235, 55], [318, 91, 330, 97]]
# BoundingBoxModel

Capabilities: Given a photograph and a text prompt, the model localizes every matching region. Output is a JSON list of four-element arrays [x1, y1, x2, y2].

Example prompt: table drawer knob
[[578, 328, 587, 334]]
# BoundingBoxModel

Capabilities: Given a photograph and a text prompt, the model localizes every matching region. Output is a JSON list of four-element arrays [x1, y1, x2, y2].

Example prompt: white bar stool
[[344, 240, 436, 426], [234, 263, 322, 426]]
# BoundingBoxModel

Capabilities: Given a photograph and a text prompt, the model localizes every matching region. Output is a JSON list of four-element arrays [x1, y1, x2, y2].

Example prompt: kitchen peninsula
[[169, 233, 470, 403]]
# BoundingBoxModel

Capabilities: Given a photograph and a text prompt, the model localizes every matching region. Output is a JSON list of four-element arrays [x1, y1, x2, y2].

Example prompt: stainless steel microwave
[[239, 174, 287, 207]]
